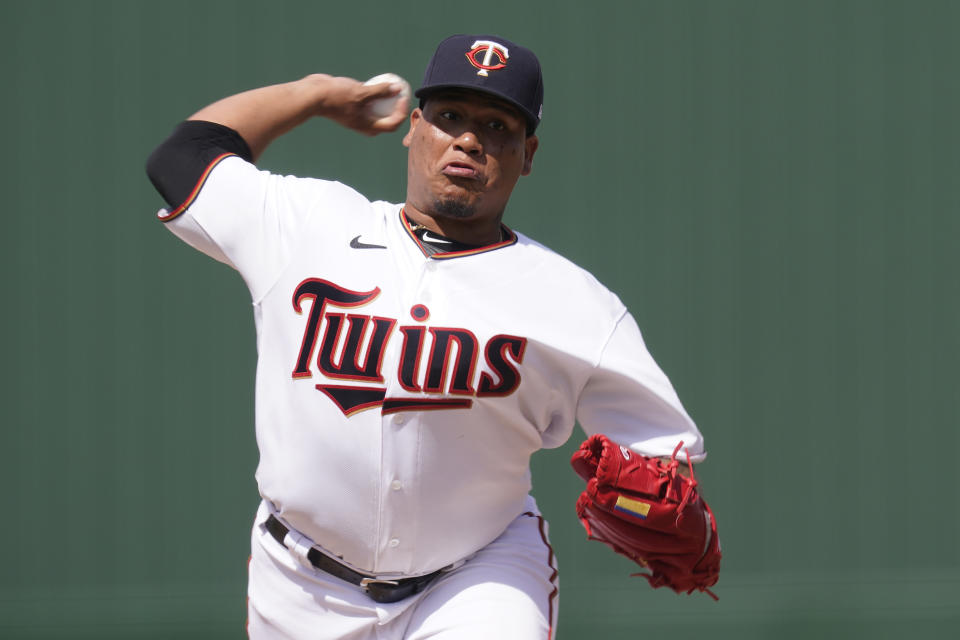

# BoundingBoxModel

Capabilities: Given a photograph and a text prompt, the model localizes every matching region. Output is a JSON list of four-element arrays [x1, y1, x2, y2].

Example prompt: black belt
[[264, 514, 444, 603]]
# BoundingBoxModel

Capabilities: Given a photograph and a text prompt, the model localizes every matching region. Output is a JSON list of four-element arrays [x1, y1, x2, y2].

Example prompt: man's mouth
[[442, 162, 479, 179]]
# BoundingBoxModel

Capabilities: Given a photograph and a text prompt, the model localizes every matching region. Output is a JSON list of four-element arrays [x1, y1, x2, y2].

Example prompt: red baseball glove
[[571, 434, 721, 599]]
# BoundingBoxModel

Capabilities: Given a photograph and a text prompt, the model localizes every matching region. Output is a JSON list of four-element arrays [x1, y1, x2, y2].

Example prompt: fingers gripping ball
[[363, 73, 412, 119], [570, 434, 721, 599]]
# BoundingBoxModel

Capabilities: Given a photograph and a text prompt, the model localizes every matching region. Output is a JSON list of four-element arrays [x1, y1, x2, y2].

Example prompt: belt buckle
[[359, 577, 400, 592], [360, 577, 406, 603]]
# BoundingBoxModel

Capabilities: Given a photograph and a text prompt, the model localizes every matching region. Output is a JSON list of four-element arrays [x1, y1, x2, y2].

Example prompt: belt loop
[[283, 527, 318, 571], [442, 558, 467, 573]]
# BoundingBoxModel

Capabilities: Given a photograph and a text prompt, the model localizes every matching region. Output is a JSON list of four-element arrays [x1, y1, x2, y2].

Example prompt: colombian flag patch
[[614, 496, 651, 519]]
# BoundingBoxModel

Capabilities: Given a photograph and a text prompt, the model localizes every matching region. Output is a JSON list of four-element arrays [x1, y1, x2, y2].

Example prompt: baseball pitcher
[[146, 33, 720, 640]]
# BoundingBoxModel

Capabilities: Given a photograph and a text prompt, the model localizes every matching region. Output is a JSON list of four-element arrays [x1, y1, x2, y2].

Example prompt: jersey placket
[[371, 243, 443, 575], [375, 405, 420, 574]]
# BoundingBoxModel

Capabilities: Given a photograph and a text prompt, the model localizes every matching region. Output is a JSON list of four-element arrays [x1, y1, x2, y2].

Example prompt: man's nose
[[453, 130, 483, 156]]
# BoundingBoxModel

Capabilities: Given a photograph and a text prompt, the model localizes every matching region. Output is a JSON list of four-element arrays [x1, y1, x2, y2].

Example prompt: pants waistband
[[264, 514, 444, 604]]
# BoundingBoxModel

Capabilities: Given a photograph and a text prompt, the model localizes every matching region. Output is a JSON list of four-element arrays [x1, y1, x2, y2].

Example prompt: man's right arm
[[145, 74, 409, 296], [186, 74, 409, 161], [146, 74, 409, 211]]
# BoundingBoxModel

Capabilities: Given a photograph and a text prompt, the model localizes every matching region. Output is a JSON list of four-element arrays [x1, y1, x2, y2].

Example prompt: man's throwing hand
[[310, 74, 410, 136]]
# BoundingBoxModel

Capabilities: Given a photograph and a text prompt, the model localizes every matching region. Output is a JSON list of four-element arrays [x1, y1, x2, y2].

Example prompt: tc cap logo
[[466, 40, 509, 77]]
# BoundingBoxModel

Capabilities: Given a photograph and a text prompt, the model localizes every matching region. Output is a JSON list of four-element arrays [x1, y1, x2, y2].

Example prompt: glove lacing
[[632, 441, 720, 601]]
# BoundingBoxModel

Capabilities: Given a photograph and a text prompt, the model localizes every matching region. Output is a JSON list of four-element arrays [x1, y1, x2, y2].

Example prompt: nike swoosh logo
[[350, 235, 387, 250], [421, 231, 452, 244]]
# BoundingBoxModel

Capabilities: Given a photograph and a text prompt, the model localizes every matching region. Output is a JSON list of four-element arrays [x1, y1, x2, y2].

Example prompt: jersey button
[[388, 538, 400, 548], [394, 415, 406, 426], [391, 480, 403, 491]]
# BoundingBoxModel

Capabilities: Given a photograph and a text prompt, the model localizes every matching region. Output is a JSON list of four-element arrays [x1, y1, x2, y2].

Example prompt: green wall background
[[2, 0, 958, 637]]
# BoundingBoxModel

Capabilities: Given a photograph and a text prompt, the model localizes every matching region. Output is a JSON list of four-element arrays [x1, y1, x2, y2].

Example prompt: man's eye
[[440, 111, 459, 120], [488, 120, 507, 131]]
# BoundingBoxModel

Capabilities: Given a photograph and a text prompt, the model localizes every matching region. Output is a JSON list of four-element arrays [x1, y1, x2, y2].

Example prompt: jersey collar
[[399, 208, 517, 259]]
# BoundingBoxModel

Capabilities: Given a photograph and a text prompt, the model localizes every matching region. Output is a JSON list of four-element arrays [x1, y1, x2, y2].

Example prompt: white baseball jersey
[[159, 154, 704, 578]]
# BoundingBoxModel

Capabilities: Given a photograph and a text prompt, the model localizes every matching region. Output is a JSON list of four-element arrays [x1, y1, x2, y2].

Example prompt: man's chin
[[432, 198, 476, 220]]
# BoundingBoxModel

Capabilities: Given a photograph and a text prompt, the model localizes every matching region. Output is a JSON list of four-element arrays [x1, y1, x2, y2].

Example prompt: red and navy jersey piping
[[399, 208, 517, 258], [157, 152, 236, 222], [146, 120, 253, 223]]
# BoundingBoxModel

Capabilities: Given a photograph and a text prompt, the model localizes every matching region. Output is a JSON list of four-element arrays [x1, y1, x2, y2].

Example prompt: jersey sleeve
[[576, 311, 705, 463], [146, 121, 340, 301]]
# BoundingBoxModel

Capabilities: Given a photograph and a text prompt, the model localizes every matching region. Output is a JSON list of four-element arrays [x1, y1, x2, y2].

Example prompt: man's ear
[[402, 109, 422, 148], [521, 135, 539, 176]]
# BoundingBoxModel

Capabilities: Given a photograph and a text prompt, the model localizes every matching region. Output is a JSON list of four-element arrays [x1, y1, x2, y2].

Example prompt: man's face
[[403, 90, 539, 225]]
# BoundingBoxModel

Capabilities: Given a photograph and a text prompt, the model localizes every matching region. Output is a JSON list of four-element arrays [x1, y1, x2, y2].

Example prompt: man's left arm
[[571, 310, 721, 598], [576, 310, 704, 462]]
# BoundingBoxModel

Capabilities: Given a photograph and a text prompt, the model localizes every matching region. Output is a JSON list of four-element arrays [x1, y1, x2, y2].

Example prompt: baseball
[[363, 73, 411, 118]]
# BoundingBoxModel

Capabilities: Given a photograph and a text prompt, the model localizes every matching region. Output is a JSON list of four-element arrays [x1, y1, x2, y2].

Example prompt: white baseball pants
[[246, 498, 559, 639]]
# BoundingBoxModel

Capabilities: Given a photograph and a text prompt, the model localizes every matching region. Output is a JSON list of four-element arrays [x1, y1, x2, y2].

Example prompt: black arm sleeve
[[145, 120, 254, 210]]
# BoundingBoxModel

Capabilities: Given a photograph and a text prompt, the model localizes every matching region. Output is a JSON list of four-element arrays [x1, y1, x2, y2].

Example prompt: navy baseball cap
[[416, 34, 544, 134]]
